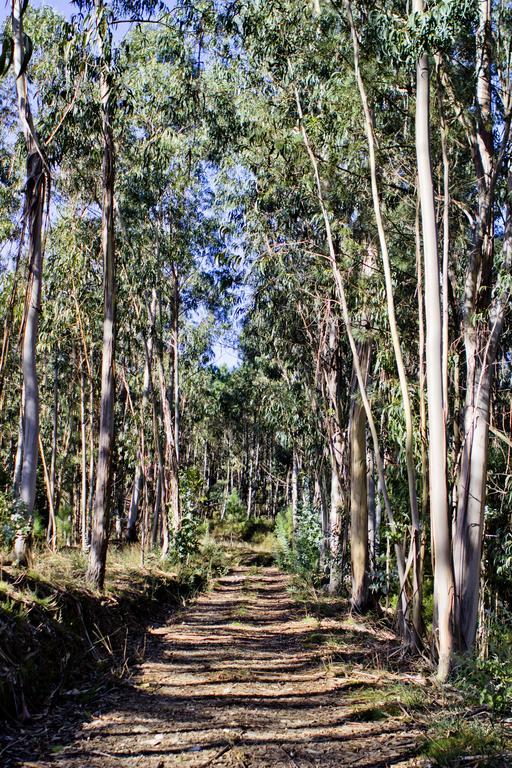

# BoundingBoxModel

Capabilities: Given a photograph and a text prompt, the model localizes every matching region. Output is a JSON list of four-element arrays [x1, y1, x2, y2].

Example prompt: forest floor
[[4, 562, 511, 768]]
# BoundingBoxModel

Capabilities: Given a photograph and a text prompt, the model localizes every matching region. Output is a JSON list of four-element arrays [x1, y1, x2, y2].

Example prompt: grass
[[0, 539, 230, 721], [287, 573, 512, 767], [423, 716, 510, 766]]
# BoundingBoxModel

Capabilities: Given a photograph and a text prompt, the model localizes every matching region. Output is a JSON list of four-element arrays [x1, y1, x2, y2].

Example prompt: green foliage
[[0, 489, 13, 547], [212, 490, 273, 543], [225, 489, 245, 519], [170, 512, 201, 564], [56, 505, 73, 544], [274, 506, 293, 570], [180, 467, 207, 518], [423, 717, 507, 766], [275, 503, 322, 582], [453, 612, 512, 714]]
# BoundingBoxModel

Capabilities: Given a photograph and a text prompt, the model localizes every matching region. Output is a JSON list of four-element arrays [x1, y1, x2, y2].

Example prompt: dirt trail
[[18, 566, 425, 767]]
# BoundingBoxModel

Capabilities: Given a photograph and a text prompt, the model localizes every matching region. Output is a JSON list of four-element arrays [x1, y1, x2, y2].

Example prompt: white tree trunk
[[414, 5, 455, 678]]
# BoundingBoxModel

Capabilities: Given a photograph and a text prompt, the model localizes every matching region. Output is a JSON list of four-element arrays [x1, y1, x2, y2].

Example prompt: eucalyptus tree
[[86, 0, 117, 588], [225, 0, 426, 629], [9, 0, 49, 563], [437, 0, 512, 653], [413, 0, 454, 679]]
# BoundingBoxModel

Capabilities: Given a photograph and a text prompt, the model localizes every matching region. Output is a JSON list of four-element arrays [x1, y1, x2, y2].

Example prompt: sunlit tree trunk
[[87, 0, 116, 588], [414, 2, 454, 677], [127, 306, 155, 542], [12, 0, 47, 564], [295, 85, 410, 634], [47, 358, 58, 548], [350, 342, 370, 612], [172, 262, 181, 529], [451, 0, 510, 652], [291, 447, 299, 532], [345, 1, 421, 645], [80, 356, 88, 551]]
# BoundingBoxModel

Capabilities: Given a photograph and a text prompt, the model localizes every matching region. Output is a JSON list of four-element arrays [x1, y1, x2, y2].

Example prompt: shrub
[[275, 506, 293, 570], [275, 503, 322, 582], [454, 609, 512, 714], [171, 512, 201, 563], [0, 489, 14, 547]]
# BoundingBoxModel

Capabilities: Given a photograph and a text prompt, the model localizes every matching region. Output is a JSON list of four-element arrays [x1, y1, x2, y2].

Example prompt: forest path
[[20, 566, 426, 768]]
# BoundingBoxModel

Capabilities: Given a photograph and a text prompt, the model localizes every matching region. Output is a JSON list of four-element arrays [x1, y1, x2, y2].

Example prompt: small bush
[[275, 503, 322, 582], [275, 506, 293, 570], [170, 512, 201, 563]]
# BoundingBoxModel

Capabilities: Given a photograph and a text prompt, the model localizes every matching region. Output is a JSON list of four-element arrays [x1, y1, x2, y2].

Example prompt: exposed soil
[[7, 566, 429, 767]]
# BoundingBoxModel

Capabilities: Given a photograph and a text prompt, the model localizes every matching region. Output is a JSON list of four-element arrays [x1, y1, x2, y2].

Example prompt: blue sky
[[1, 0, 73, 24]]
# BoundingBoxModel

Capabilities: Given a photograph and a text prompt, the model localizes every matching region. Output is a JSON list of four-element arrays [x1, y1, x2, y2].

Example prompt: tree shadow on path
[[7, 566, 430, 768]]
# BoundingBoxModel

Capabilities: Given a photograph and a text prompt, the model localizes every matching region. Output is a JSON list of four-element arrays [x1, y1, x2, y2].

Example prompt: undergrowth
[[0, 539, 230, 722]]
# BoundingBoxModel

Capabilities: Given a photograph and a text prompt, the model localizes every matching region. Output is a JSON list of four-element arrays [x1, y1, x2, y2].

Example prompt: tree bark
[[350, 342, 371, 613], [294, 85, 410, 635], [12, 0, 47, 563], [345, 2, 421, 643], [87, 0, 116, 589], [127, 306, 155, 542], [80, 355, 88, 551], [291, 447, 299, 533], [415, 8, 454, 677], [451, 0, 510, 652]]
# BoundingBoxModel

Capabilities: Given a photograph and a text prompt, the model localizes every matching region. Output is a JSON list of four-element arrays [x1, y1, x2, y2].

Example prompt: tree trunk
[[415, 10, 454, 676], [451, 0, 510, 653], [367, 448, 377, 571], [127, 310, 154, 542], [328, 456, 342, 594], [291, 447, 299, 532], [47, 359, 59, 549], [12, 0, 47, 563], [80, 356, 88, 551], [87, 0, 116, 589], [295, 86, 410, 635], [350, 342, 370, 612], [345, 1, 421, 637]]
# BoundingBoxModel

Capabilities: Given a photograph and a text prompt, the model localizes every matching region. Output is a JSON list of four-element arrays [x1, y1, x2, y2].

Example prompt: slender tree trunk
[[80, 356, 88, 551], [155, 347, 177, 552], [12, 0, 47, 563], [87, 0, 116, 588], [350, 342, 371, 612], [46, 359, 58, 548], [13, 401, 24, 499], [345, 3, 421, 641], [38, 435, 54, 548], [414, 9, 454, 677], [88, 365, 95, 528], [367, 449, 375, 564], [328, 454, 342, 593], [291, 447, 299, 532], [295, 86, 410, 635], [416, 199, 429, 637], [247, 443, 254, 518], [127, 315, 154, 542], [452, 0, 510, 653], [172, 263, 180, 528]]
